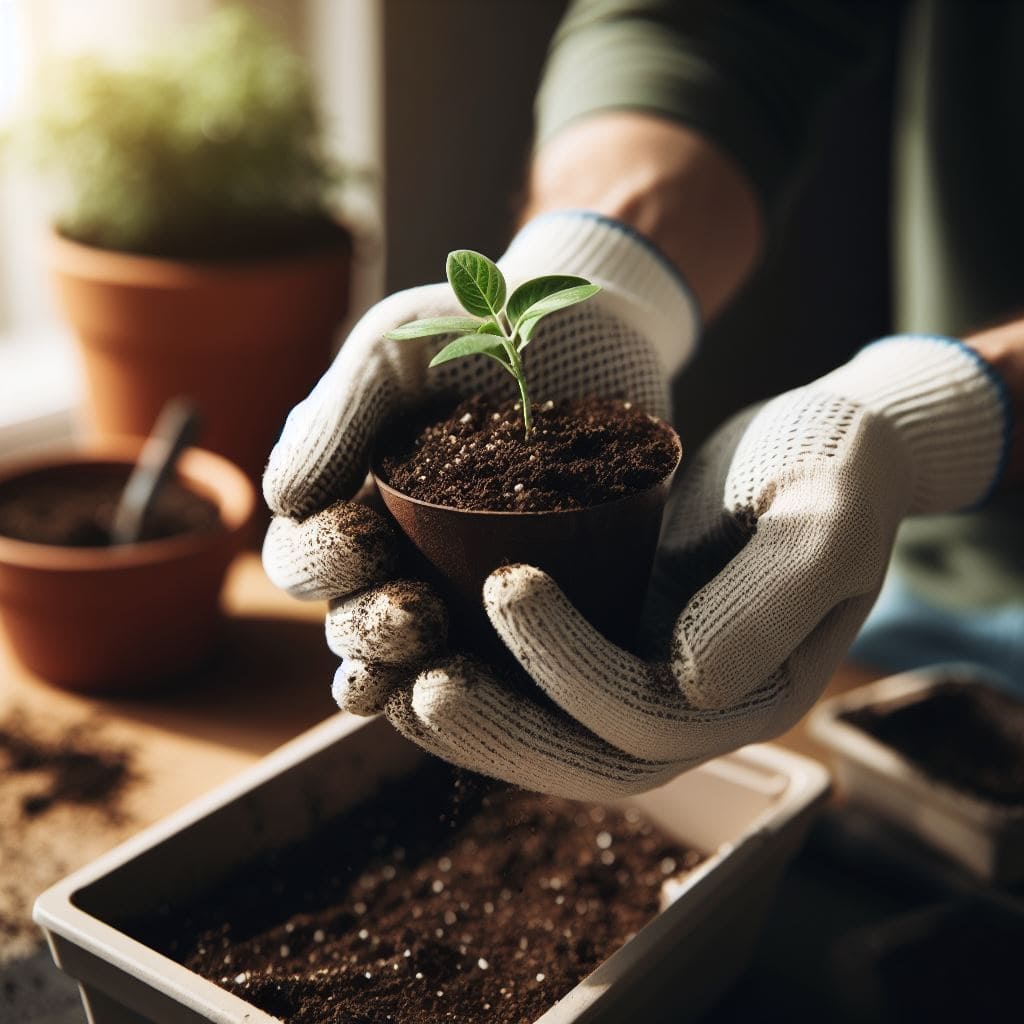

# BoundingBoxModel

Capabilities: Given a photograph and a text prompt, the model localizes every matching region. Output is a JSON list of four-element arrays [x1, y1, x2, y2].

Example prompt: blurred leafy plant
[[17, 6, 344, 258]]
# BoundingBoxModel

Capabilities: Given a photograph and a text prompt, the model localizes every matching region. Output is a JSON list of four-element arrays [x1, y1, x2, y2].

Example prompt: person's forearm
[[965, 318, 1024, 486], [521, 112, 763, 323]]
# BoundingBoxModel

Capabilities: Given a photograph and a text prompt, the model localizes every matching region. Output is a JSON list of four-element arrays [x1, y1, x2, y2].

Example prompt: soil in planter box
[[133, 759, 702, 1024], [378, 396, 678, 512], [0, 464, 219, 547], [842, 681, 1024, 806]]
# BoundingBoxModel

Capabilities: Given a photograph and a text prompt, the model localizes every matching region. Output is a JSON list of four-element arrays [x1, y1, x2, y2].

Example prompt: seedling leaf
[[384, 251, 600, 439], [429, 334, 512, 368], [385, 317, 482, 340], [518, 313, 546, 344], [517, 284, 601, 346], [507, 275, 590, 328], [515, 284, 601, 327], [446, 250, 506, 319]]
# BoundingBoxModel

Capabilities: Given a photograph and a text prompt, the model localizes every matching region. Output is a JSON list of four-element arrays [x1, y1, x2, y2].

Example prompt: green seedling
[[386, 250, 600, 439]]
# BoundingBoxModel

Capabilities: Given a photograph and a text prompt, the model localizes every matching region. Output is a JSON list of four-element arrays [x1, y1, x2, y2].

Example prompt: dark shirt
[[537, 0, 1024, 608]]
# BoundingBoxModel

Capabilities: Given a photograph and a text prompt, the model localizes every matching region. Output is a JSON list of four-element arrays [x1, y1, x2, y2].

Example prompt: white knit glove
[[268, 336, 1008, 799], [262, 211, 698, 519], [262, 210, 697, 737]]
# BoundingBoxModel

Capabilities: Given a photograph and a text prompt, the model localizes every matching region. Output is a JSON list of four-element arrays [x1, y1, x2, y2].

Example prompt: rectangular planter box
[[35, 713, 829, 1024], [808, 667, 1024, 884]]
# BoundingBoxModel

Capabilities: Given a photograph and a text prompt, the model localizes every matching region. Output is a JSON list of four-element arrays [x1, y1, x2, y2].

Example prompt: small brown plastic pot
[[0, 440, 255, 692], [371, 421, 682, 648]]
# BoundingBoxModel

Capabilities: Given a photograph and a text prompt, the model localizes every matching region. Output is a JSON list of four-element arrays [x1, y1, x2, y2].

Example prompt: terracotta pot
[[371, 423, 682, 648], [47, 230, 352, 484], [0, 440, 255, 692]]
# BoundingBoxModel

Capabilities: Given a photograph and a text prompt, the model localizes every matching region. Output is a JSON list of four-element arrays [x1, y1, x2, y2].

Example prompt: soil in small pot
[[132, 759, 702, 1024], [841, 680, 1024, 806], [0, 464, 220, 547], [377, 396, 679, 513], [63, 211, 351, 263]]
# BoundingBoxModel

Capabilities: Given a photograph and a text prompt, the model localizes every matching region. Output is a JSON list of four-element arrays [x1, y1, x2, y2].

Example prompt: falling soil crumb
[[133, 759, 702, 1024], [377, 396, 679, 512], [842, 680, 1024, 806]]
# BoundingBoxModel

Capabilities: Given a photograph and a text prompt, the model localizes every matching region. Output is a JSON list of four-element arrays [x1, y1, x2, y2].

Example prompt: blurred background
[[0, 0, 895, 461], [4, 7, 1021, 1024], [0, 0, 557, 457]]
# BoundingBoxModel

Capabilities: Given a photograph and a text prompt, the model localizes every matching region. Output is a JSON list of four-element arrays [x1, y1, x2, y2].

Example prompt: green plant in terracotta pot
[[369, 250, 682, 648], [15, 6, 354, 482]]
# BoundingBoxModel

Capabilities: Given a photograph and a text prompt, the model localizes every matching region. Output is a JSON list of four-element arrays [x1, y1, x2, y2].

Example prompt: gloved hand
[[267, 335, 1009, 800], [262, 209, 698, 742], [262, 211, 698, 519]]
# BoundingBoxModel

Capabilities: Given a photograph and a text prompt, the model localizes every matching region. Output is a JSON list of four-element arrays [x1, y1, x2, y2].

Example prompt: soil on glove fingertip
[[376, 396, 679, 512]]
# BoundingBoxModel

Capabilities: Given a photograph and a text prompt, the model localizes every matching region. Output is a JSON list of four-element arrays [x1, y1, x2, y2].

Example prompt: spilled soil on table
[[1, 708, 139, 1020]]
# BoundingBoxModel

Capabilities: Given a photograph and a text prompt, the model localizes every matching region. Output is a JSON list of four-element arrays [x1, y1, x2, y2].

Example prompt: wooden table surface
[[1, 553, 338, 824]]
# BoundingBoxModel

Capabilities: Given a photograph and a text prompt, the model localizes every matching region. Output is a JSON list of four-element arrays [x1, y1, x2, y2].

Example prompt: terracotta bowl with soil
[[371, 396, 682, 649], [0, 439, 255, 692]]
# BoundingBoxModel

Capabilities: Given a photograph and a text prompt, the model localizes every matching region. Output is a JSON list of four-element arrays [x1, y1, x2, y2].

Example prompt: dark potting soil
[[66, 211, 351, 262], [377, 397, 679, 512], [842, 681, 1024, 806], [0, 464, 220, 547], [1, 710, 138, 976], [132, 759, 701, 1024], [0, 711, 135, 819]]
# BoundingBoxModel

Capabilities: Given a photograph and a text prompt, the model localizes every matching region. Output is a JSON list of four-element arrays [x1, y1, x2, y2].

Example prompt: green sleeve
[[536, 0, 893, 217]]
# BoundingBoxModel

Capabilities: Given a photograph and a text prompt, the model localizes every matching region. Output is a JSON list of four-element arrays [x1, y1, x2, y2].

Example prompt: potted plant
[[34, 712, 830, 1024], [17, 7, 353, 483], [0, 437, 254, 692], [809, 667, 1024, 882], [372, 250, 682, 647]]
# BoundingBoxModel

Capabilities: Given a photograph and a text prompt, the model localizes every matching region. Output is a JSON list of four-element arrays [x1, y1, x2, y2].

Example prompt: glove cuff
[[818, 335, 1011, 513], [499, 210, 701, 378]]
